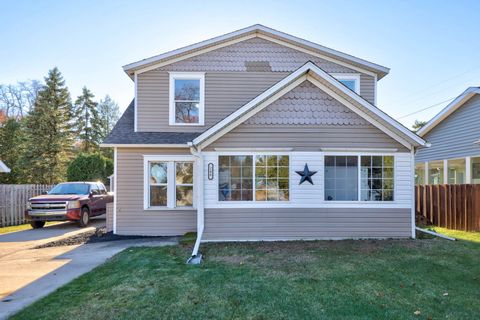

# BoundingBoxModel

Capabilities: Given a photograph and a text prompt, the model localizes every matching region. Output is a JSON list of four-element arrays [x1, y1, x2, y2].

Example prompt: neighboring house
[[101, 25, 426, 258], [0, 160, 11, 173], [415, 87, 480, 185]]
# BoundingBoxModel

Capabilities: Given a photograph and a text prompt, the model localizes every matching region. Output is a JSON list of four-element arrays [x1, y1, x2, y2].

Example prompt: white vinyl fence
[[0, 184, 54, 227]]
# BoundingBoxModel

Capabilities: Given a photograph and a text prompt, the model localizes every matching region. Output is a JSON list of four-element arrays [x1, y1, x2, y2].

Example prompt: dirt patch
[[34, 227, 177, 249]]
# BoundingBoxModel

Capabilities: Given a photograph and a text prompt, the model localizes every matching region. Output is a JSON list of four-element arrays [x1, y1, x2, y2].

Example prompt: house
[[415, 87, 480, 185], [101, 25, 426, 259]]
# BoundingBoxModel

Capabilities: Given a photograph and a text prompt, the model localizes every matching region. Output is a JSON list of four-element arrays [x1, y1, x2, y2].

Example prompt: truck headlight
[[67, 200, 81, 209], [27, 202, 32, 210]]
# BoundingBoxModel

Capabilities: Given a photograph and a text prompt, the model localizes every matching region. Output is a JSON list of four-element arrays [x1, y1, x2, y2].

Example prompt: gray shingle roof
[[102, 101, 201, 145]]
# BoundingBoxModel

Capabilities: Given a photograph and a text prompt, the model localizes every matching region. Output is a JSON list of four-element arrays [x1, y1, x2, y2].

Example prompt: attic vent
[[245, 61, 272, 72]]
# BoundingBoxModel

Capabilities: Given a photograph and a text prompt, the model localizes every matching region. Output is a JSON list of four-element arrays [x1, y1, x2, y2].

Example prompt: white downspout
[[188, 143, 204, 263]]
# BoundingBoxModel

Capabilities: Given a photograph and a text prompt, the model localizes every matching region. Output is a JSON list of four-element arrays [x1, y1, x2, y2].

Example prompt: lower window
[[324, 155, 394, 201], [218, 155, 289, 202], [147, 159, 194, 208]]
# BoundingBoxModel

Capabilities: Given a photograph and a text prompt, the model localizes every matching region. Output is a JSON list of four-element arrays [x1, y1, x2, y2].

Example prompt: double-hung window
[[145, 156, 195, 209], [325, 155, 394, 201], [218, 155, 290, 202], [169, 72, 205, 125]]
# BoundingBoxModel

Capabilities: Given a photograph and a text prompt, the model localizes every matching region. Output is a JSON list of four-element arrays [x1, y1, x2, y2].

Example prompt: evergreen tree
[[74, 87, 101, 152], [97, 95, 120, 140], [0, 118, 24, 183], [412, 119, 427, 133], [19, 67, 74, 184]]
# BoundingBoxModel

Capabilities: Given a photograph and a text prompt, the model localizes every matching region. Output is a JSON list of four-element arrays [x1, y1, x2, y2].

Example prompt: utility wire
[[397, 97, 455, 119]]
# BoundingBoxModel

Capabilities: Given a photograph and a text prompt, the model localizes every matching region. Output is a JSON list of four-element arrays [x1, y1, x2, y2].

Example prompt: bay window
[[324, 155, 395, 202], [144, 156, 195, 209], [218, 155, 289, 202]]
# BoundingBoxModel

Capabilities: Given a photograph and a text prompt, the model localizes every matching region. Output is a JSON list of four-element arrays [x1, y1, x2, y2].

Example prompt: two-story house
[[102, 25, 426, 260]]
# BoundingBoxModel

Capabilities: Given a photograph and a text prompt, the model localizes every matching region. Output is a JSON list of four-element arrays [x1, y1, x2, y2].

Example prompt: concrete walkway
[[0, 220, 177, 319]]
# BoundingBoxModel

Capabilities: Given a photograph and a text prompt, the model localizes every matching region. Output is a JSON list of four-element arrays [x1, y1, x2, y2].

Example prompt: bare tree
[[0, 80, 43, 119]]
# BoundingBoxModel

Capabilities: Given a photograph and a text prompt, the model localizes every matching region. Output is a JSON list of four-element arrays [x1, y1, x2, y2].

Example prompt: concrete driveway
[[0, 217, 177, 319]]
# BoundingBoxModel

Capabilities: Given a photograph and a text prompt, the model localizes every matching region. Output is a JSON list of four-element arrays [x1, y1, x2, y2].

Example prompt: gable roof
[[101, 100, 200, 147], [0, 160, 11, 173], [123, 24, 390, 79], [192, 62, 426, 149], [417, 87, 480, 137]]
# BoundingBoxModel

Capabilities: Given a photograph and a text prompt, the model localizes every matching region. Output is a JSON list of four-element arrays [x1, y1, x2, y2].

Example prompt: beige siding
[[203, 208, 411, 240], [116, 147, 196, 236], [360, 74, 375, 105], [137, 71, 287, 132], [206, 125, 408, 151]]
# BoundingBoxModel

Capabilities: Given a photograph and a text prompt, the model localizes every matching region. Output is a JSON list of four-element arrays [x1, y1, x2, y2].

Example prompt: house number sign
[[208, 163, 214, 180]]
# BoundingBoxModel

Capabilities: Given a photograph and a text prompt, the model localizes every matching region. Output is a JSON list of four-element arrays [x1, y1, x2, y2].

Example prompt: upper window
[[325, 155, 394, 202], [145, 157, 195, 209], [169, 73, 205, 125], [218, 155, 289, 202], [331, 74, 360, 94]]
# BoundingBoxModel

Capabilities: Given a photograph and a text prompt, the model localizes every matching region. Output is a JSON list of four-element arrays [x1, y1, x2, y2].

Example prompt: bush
[[67, 153, 113, 184]]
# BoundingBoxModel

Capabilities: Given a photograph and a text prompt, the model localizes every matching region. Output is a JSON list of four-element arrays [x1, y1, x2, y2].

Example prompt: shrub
[[67, 153, 113, 184]]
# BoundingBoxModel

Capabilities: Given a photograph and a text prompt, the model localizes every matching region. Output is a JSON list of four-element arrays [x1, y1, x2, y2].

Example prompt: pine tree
[[0, 118, 24, 183], [97, 95, 120, 140], [74, 87, 101, 152], [19, 67, 74, 184]]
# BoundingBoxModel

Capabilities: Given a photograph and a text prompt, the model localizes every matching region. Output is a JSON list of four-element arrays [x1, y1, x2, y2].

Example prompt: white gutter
[[188, 143, 204, 263], [415, 227, 455, 241]]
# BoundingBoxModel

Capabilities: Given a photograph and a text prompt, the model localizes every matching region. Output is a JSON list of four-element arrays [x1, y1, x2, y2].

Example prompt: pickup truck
[[26, 182, 114, 228]]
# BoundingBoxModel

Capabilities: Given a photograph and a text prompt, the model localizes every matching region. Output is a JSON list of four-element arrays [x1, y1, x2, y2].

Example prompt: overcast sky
[[2, 0, 479, 128]]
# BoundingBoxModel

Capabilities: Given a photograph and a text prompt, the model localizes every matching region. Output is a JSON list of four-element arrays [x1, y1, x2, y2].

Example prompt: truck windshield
[[48, 183, 90, 195]]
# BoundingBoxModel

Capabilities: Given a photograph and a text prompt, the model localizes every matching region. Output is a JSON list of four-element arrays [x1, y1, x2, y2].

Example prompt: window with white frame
[[331, 74, 360, 94], [324, 155, 394, 202], [169, 72, 205, 125], [218, 155, 289, 202], [145, 157, 195, 209]]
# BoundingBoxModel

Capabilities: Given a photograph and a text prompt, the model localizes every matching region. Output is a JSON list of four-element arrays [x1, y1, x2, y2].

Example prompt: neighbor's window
[[175, 162, 194, 207], [147, 160, 194, 208], [324, 155, 395, 202], [428, 160, 444, 185], [149, 162, 168, 206], [255, 155, 289, 201], [169, 73, 204, 125], [325, 156, 358, 201], [415, 163, 425, 185], [360, 156, 394, 201], [447, 158, 466, 184], [218, 155, 289, 202]]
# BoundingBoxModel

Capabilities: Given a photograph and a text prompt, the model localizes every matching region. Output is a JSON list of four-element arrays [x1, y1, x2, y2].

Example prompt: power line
[[397, 97, 455, 119]]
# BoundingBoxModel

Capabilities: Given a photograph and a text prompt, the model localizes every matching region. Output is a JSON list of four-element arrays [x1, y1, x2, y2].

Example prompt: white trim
[[191, 147, 204, 257], [329, 73, 360, 94], [443, 159, 448, 184], [417, 87, 480, 137], [466, 156, 472, 183], [320, 148, 398, 152], [143, 155, 197, 210], [123, 24, 389, 78], [411, 149, 415, 238], [424, 162, 429, 185], [100, 144, 189, 148], [192, 62, 425, 149], [113, 147, 117, 234], [134, 72, 138, 132], [0, 160, 11, 173], [169, 72, 205, 126], [214, 147, 293, 152]]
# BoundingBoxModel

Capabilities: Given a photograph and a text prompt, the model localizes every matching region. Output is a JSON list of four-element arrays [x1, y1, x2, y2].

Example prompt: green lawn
[[430, 227, 480, 243], [0, 222, 59, 235], [12, 238, 480, 320]]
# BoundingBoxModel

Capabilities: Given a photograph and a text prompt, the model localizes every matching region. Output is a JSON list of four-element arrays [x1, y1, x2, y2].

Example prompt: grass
[[430, 226, 480, 243], [11, 238, 480, 320], [0, 222, 59, 235]]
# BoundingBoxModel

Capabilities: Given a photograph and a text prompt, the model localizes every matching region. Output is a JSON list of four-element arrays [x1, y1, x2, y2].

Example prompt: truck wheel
[[30, 221, 45, 229], [79, 207, 90, 228]]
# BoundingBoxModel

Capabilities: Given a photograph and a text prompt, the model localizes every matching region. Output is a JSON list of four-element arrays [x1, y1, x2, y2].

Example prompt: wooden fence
[[415, 184, 480, 231], [0, 184, 54, 227]]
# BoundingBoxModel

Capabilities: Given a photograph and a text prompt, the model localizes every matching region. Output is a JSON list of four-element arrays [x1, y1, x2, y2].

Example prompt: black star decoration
[[296, 163, 317, 185]]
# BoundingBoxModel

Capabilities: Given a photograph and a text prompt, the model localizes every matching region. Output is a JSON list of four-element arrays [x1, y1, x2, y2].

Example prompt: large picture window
[[169, 73, 205, 125], [218, 155, 289, 202], [145, 157, 195, 209], [324, 155, 394, 202]]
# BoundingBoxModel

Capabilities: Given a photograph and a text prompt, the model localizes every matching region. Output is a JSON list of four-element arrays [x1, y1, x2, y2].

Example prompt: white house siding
[[202, 152, 413, 240]]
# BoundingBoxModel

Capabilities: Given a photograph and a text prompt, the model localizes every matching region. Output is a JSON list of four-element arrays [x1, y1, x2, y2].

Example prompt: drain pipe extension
[[187, 143, 204, 264], [415, 227, 456, 241]]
